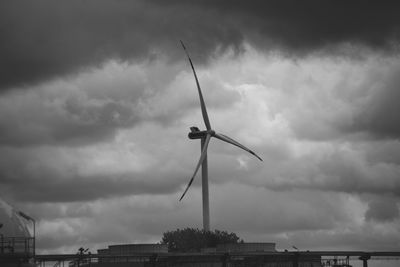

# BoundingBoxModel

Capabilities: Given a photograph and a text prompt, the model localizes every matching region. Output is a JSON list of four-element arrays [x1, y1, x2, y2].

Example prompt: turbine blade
[[214, 132, 263, 161], [180, 40, 211, 130], [179, 133, 212, 201]]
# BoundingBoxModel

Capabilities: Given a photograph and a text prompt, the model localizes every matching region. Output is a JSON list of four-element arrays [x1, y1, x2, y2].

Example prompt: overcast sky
[[1, 0, 400, 254]]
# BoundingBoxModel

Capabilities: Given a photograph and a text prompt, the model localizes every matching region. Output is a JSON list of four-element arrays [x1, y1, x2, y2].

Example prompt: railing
[[35, 251, 400, 267], [0, 236, 35, 256]]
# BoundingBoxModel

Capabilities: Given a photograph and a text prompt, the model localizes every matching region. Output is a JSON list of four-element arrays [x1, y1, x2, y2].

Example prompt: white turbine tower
[[179, 41, 262, 231]]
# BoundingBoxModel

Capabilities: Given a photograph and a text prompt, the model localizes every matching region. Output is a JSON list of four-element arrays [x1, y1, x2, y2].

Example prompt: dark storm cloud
[[159, 0, 400, 51], [0, 168, 183, 203], [0, 145, 186, 203], [255, 146, 400, 197], [2, 0, 400, 90], [0, 90, 139, 147], [0, 0, 242, 91], [365, 196, 399, 222], [350, 64, 400, 139]]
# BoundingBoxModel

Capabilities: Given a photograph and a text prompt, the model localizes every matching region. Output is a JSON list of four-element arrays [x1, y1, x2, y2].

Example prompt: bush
[[161, 228, 242, 252]]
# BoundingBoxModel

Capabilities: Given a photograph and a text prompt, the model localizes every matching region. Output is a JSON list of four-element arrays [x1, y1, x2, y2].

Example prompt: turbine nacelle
[[188, 127, 215, 139]]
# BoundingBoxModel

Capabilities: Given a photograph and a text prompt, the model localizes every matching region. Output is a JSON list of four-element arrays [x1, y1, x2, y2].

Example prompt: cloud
[[152, 1, 400, 55], [15, 184, 400, 253], [5, 46, 400, 205], [0, 71, 139, 147], [0, 53, 244, 204], [21, 195, 205, 253], [2, 0, 400, 90], [1, 38, 400, 254], [0, 0, 243, 91], [349, 60, 400, 138], [365, 196, 399, 222], [0, 59, 199, 147], [0, 131, 190, 203]]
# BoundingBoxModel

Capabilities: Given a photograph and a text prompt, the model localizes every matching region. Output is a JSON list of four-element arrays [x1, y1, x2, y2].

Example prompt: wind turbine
[[179, 41, 262, 231]]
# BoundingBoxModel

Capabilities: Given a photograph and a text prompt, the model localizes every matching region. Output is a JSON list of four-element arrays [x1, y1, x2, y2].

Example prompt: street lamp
[[18, 211, 35, 258]]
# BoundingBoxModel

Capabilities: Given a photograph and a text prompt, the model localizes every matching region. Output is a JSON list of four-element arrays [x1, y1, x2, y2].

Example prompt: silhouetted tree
[[161, 228, 242, 252]]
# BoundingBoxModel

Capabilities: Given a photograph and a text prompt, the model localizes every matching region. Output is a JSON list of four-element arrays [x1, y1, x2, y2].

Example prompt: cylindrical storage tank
[[0, 198, 33, 257], [0, 199, 31, 238]]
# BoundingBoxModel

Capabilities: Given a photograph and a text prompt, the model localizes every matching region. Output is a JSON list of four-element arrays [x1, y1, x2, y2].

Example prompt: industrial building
[[99, 243, 169, 255], [97, 242, 276, 256], [216, 242, 276, 253], [90, 242, 321, 267]]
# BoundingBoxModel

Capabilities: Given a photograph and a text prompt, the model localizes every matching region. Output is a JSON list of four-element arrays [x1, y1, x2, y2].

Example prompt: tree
[[161, 228, 243, 252]]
